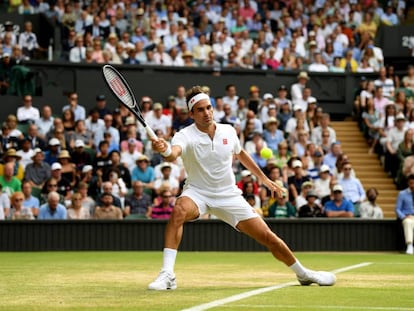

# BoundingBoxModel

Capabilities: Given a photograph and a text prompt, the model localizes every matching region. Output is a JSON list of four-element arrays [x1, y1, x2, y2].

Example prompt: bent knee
[[170, 198, 199, 223]]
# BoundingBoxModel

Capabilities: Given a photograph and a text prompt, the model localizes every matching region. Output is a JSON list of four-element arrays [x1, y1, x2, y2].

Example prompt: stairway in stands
[[330, 120, 398, 218]]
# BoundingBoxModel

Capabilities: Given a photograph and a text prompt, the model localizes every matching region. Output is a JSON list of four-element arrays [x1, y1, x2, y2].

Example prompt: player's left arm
[[236, 149, 286, 198]]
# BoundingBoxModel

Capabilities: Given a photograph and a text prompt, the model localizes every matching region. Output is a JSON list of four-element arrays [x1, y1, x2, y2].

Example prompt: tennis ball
[[260, 147, 273, 160]]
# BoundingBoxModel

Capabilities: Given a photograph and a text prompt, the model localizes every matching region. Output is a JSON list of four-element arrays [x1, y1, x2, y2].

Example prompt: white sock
[[289, 260, 308, 277], [162, 248, 177, 273]]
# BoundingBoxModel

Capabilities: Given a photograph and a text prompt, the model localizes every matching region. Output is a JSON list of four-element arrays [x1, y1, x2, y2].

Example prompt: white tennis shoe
[[406, 244, 414, 255], [297, 270, 336, 286], [148, 270, 177, 290]]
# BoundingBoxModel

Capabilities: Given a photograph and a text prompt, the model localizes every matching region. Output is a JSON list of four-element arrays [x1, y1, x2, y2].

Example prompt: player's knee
[[170, 201, 192, 223]]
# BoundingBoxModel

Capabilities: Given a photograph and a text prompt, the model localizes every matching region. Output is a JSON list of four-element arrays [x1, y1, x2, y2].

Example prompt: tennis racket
[[102, 64, 157, 140]]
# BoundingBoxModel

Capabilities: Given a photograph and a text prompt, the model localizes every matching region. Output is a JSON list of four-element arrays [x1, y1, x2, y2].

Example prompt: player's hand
[[263, 179, 287, 199], [152, 138, 168, 154]]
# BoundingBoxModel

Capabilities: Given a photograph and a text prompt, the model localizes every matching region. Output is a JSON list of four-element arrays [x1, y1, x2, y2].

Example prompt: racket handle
[[146, 126, 157, 140]]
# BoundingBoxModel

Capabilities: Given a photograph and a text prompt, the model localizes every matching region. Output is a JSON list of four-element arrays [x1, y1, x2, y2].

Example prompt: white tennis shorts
[[180, 186, 259, 228]]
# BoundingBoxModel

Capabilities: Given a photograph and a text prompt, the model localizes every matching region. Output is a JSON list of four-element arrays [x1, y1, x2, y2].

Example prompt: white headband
[[187, 93, 210, 111]]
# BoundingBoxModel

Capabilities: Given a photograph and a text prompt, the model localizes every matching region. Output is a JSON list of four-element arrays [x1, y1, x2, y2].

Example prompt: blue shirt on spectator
[[339, 177, 366, 203], [132, 166, 155, 184], [23, 195, 40, 210], [38, 203, 67, 220], [324, 199, 354, 214], [395, 188, 414, 220]]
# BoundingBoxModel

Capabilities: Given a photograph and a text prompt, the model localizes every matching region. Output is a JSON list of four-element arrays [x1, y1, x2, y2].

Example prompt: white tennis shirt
[[172, 123, 242, 194]]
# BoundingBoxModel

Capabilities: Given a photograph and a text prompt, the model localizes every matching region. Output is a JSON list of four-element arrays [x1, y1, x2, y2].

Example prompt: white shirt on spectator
[[35, 116, 54, 138], [16, 106, 40, 123], [16, 148, 34, 170]]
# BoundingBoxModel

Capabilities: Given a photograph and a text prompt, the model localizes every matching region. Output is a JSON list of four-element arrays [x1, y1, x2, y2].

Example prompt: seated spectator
[[242, 180, 261, 210], [0, 184, 11, 220], [38, 191, 67, 220], [273, 140, 291, 170], [298, 190, 325, 217], [324, 184, 354, 218], [16, 94, 40, 124], [148, 189, 174, 219], [153, 162, 179, 197], [236, 170, 259, 195], [68, 120, 93, 149], [71, 140, 93, 175], [67, 192, 90, 220], [0, 122, 20, 153], [131, 155, 155, 193], [103, 150, 131, 189], [79, 165, 100, 200], [359, 188, 383, 219], [362, 97, 381, 154], [77, 182, 96, 216], [44, 138, 61, 165], [287, 159, 311, 203], [94, 192, 123, 219], [39, 177, 67, 206], [263, 117, 284, 153], [395, 174, 414, 254], [121, 138, 142, 174], [124, 181, 152, 218], [8, 191, 34, 220], [0, 148, 24, 181], [6, 114, 23, 140], [338, 161, 366, 217], [295, 180, 315, 210], [16, 138, 34, 170], [21, 180, 39, 218], [94, 140, 112, 177], [96, 181, 122, 210], [323, 141, 342, 171], [0, 161, 21, 196], [57, 150, 77, 188], [245, 193, 263, 217], [35, 105, 54, 140], [314, 165, 334, 206], [267, 192, 296, 218]]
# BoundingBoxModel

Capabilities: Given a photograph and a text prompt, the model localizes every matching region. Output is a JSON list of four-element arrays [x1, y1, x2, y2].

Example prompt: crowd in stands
[[1, 0, 412, 220], [0, 0, 408, 74]]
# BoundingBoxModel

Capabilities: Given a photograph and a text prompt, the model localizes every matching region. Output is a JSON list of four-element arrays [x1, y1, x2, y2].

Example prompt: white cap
[[82, 165, 93, 173], [241, 170, 252, 177], [320, 164, 330, 173], [293, 105, 302, 111], [263, 93, 274, 100], [332, 184, 343, 192], [75, 139, 85, 148], [51, 162, 62, 170], [49, 138, 60, 146], [292, 160, 302, 168]]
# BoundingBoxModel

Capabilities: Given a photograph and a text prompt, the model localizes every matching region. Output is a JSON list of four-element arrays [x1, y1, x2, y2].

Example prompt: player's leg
[[237, 217, 336, 286], [148, 196, 200, 290]]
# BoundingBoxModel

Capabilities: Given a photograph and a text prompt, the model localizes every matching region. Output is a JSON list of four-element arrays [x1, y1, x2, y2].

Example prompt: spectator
[[311, 113, 337, 147], [401, 65, 414, 93], [67, 192, 90, 219], [71, 140, 92, 174], [296, 180, 315, 210], [314, 164, 334, 206], [0, 161, 22, 196], [62, 92, 86, 122], [124, 181, 152, 218], [288, 159, 311, 203], [38, 191, 67, 220], [298, 190, 325, 217], [131, 155, 155, 193], [94, 192, 123, 219], [18, 21, 43, 59], [69, 35, 86, 63], [79, 166, 100, 201], [324, 184, 354, 218], [338, 161, 366, 217], [0, 184, 11, 219], [374, 67, 395, 100], [0, 148, 24, 181], [153, 162, 179, 197], [96, 181, 122, 210], [21, 180, 39, 218], [290, 71, 309, 103], [77, 181, 96, 216], [359, 188, 383, 219], [24, 148, 51, 189], [267, 192, 296, 218], [149, 188, 174, 219], [8, 191, 34, 220], [16, 94, 39, 124], [323, 141, 342, 171], [35, 105, 54, 140]]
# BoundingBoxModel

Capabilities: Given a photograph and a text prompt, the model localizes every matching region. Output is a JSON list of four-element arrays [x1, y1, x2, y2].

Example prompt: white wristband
[[160, 144, 172, 157]]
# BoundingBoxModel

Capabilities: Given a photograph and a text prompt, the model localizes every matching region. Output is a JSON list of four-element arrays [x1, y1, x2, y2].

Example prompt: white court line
[[181, 262, 372, 311], [221, 305, 414, 310]]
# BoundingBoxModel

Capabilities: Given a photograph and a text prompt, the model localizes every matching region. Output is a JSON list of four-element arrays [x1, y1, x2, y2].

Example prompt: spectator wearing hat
[[0, 148, 24, 181], [24, 148, 51, 189], [132, 155, 155, 192], [42, 162, 72, 202], [57, 150, 77, 188], [295, 180, 316, 209], [237, 169, 259, 195], [263, 117, 284, 153], [307, 150, 326, 180], [298, 190, 325, 217], [288, 159, 311, 203], [93, 94, 111, 119], [290, 71, 309, 103], [44, 138, 61, 165], [0, 162, 21, 196], [71, 139, 93, 174], [16, 94, 40, 124], [146, 102, 172, 140], [258, 93, 275, 124], [324, 184, 354, 218], [153, 162, 179, 197]]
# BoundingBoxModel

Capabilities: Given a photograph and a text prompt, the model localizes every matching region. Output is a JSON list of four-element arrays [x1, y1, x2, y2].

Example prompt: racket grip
[[146, 126, 157, 140]]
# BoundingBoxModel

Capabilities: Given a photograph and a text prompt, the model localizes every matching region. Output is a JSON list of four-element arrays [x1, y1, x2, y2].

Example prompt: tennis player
[[148, 86, 336, 290]]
